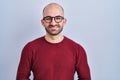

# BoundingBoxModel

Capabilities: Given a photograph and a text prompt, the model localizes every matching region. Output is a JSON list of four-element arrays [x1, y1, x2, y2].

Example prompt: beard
[[45, 24, 63, 36]]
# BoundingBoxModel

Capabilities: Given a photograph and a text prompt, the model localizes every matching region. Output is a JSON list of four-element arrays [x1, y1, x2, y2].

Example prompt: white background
[[0, 0, 120, 80]]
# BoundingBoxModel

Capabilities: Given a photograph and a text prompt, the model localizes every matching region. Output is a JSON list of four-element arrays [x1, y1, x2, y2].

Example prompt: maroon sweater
[[16, 36, 91, 80]]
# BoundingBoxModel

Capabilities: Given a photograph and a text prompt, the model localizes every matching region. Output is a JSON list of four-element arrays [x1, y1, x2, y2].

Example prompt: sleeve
[[16, 43, 33, 80], [75, 45, 91, 80]]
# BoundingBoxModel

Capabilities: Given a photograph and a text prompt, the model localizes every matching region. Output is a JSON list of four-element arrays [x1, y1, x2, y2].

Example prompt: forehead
[[43, 4, 64, 17]]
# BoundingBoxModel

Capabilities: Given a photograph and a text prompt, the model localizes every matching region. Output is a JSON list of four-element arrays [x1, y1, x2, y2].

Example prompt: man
[[16, 3, 91, 80]]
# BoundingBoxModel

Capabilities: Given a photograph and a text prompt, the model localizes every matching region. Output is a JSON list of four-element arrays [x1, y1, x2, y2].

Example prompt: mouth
[[49, 25, 59, 30], [45, 25, 63, 35], [50, 27, 58, 32]]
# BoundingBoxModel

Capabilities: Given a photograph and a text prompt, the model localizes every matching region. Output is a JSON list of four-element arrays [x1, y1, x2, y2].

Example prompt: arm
[[16, 43, 33, 80], [75, 45, 91, 80]]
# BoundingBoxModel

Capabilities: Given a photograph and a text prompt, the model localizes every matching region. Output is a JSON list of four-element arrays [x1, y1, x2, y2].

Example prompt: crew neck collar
[[43, 36, 66, 45]]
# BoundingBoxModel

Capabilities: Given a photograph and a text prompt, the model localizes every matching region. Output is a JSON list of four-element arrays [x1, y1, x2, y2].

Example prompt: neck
[[44, 33, 64, 43]]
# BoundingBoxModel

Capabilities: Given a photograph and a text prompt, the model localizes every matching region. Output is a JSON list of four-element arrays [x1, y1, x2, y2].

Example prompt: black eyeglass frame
[[43, 16, 64, 23]]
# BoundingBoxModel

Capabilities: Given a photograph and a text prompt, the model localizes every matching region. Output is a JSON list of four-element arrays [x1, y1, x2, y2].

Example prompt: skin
[[41, 3, 67, 43]]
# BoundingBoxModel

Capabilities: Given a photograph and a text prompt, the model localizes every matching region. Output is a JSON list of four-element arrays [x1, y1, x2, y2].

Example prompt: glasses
[[43, 16, 64, 23]]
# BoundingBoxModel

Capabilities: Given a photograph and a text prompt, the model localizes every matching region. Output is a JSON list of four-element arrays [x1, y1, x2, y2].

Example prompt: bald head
[[43, 3, 64, 17]]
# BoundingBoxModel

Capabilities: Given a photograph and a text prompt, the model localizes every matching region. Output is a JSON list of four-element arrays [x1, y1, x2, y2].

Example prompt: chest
[[31, 45, 76, 72]]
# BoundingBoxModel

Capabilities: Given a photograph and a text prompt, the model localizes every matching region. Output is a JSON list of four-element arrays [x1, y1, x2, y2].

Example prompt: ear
[[63, 18, 67, 26], [41, 19, 45, 27]]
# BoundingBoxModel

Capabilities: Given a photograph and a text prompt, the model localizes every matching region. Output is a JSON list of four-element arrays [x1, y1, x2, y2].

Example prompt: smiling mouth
[[50, 28, 57, 31], [49, 26, 59, 30]]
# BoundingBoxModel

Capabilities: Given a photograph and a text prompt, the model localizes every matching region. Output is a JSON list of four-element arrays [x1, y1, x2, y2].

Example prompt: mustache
[[48, 24, 60, 28]]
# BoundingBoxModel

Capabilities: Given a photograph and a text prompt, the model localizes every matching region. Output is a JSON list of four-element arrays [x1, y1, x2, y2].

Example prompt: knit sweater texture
[[16, 36, 91, 80]]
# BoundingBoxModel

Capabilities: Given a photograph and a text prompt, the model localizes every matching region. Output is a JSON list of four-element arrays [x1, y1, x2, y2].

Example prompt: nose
[[50, 18, 56, 25]]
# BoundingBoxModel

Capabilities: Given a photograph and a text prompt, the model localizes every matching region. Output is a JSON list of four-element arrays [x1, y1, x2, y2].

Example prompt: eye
[[45, 16, 51, 20], [55, 16, 63, 20]]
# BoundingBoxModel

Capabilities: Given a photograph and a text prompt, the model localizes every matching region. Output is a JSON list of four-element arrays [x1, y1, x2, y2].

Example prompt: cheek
[[60, 22, 65, 27], [42, 22, 49, 28]]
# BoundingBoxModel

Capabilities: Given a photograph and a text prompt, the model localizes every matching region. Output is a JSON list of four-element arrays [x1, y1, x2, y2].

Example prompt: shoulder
[[23, 36, 44, 49], [64, 36, 81, 46], [64, 36, 85, 50]]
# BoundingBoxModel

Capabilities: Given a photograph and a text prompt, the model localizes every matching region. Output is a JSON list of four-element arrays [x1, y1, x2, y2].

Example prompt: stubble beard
[[45, 25, 63, 36]]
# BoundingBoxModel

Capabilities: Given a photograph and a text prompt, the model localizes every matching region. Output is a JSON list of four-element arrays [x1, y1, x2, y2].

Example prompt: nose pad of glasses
[[50, 18, 57, 24]]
